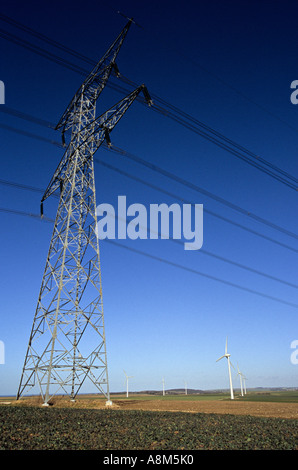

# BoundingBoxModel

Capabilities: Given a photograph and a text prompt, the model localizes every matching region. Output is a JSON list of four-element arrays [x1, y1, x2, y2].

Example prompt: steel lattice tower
[[17, 20, 152, 405]]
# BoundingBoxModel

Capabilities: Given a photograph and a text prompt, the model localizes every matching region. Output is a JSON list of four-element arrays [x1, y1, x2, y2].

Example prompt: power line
[[1, 176, 297, 289], [149, 103, 298, 190], [1, 17, 298, 191], [0, 105, 56, 129], [0, 179, 44, 194], [3, 9, 297, 139], [0, 13, 96, 66], [1, 206, 297, 309], [0, 26, 133, 95], [105, 4, 298, 136], [95, 159, 298, 255], [120, 74, 298, 187], [0, 20, 297, 254], [0, 122, 63, 147], [1, 109, 298, 249], [0, 207, 52, 221], [103, 144, 298, 241], [0, 28, 89, 75], [106, 239, 298, 310]]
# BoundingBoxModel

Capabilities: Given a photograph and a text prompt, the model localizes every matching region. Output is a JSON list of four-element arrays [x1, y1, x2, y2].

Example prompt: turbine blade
[[216, 355, 225, 362], [225, 337, 228, 355]]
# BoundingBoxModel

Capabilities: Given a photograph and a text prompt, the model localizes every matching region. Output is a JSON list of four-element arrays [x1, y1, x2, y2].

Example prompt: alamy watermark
[[96, 196, 203, 250], [290, 340, 298, 365], [291, 81, 298, 104], [0, 81, 4, 104]]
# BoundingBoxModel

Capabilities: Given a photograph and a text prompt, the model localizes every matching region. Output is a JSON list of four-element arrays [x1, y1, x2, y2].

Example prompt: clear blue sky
[[0, 0, 298, 396]]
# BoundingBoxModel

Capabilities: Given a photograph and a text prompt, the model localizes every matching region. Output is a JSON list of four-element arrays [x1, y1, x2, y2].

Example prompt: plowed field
[[112, 398, 298, 419]]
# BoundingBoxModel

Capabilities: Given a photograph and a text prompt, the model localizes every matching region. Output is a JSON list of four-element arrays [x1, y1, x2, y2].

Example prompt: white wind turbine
[[242, 374, 247, 395], [162, 377, 165, 396], [123, 370, 133, 398], [237, 363, 244, 397], [237, 363, 247, 395], [216, 337, 234, 400]]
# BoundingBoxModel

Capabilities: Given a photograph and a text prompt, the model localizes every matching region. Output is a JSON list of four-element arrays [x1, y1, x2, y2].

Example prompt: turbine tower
[[242, 374, 247, 394], [124, 370, 133, 398], [216, 337, 234, 400], [237, 363, 244, 397], [16, 20, 152, 406]]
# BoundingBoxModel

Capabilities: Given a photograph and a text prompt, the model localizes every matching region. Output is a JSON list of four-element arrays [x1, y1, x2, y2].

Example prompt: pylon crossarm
[[69, 83, 151, 147], [92, 83, 152, 134], [41, 84, 152, 206], [75, 84, 152, 153], [55, 20, 133, 134]]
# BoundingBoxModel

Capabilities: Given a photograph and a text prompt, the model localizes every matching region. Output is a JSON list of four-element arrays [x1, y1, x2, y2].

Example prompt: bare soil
[[112, 398, 298, 419], [8, 395, 298, 419]]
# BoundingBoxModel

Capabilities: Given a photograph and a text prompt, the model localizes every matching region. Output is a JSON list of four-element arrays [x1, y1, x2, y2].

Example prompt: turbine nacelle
[[216, 353, 230, 362]]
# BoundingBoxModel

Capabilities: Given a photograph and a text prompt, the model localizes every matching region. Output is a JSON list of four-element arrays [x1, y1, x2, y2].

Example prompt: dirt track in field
[[9, 396, 298, 419]]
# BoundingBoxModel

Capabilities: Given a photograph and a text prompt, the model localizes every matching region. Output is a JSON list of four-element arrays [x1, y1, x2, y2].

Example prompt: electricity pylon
[[17, 20, 152, 406]]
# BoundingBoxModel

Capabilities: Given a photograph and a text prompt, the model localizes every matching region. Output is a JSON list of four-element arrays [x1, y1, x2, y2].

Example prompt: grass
[[109, 393, 231, 401], [1, 390, 297, 404], [240, 391, 298, 403], [104, 390, 298, 403]]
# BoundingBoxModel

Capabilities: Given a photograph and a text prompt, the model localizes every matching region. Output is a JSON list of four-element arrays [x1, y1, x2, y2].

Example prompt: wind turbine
[[123, 370, 133, 398], [237, 363, 244, 397], [242, 374, 247, 394], [162, 377, 165, 396], [216, 337, 234, 400], [184, 381, 188, 396]]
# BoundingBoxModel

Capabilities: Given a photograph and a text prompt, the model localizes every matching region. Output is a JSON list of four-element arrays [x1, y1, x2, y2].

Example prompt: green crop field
[[97, 390, 298, 403], [109, 393, 231, 401], [240, 391, 298, 403], [0, 405, 297, 450]]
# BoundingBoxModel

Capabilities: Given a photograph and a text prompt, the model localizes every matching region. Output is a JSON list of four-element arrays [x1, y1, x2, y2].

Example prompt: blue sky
[[0, 0, 298, 396]]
